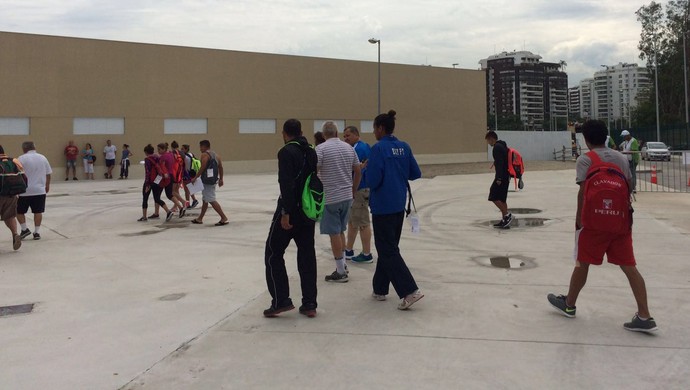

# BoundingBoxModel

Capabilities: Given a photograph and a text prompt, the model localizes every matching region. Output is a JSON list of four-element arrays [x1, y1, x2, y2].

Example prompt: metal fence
[[635, 151, 690, 193]]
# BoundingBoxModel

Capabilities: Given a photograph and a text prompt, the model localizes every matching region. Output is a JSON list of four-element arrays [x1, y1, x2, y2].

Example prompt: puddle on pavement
[[120, 230, 163, 237], [48, 193, 70, 197], [483, 217, 552, 228], [158, 293, 186, 301], [90, 190, 129, 195], [508, 208, 542, 214], [0, 303, 35, 317]]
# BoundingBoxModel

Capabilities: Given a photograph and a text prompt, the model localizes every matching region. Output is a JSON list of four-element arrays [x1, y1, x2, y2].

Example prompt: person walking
[[190, 140, 229, 226], [366, 110, 424, 310], [263, 119, 319, 318], [64, 140, 79, 181], [17, 141, 52, 240], [485, 131, 513, 228], [343, 125, 374, 263], [317, 121, 361, 283], [0, 145, 26, 250], [139, 144, 174, 222], [548, 119, 657, 333], [181, 144, 199, 209]]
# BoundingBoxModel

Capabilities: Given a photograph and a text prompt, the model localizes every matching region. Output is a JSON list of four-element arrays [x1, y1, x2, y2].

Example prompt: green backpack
[[0, 157, 27, 196], [286, 142, 324, 221]]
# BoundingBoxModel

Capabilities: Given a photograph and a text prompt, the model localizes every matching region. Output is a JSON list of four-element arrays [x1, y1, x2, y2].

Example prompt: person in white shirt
[[103, 140, 117, 179], [17, 141, 52, 240]]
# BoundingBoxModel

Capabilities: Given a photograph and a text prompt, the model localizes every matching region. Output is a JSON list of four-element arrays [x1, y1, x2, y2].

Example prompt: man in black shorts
[[17, 141, 52, 240], [486, 131, 512, 228]]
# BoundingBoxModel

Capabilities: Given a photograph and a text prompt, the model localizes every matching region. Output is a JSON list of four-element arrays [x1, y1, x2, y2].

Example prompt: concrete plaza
[[1, 168, 688, 389]]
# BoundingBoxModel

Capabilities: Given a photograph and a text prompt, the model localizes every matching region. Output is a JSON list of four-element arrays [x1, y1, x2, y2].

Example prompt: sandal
[[215, 220, 229, 226], [148, 214, 159, 219], [137, 217, 147, 222], [191, 219, 203, 224]]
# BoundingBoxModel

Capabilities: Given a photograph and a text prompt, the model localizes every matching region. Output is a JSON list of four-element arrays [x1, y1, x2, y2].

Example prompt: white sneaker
[[398, 290, 424, 310], [372, 293, 387, 301]]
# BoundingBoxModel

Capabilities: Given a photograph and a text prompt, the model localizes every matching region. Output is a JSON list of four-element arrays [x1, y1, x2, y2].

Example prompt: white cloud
[[0, 0, 650, 86]]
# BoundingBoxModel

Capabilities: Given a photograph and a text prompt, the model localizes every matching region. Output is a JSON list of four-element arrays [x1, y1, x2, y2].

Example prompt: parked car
[[641, 142, 671, 161]]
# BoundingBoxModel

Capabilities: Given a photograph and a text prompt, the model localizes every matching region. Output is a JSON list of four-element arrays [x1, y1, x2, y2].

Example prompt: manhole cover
[[0, 303, 35, 317], [471, 255, 536, 270], [158, 293, 186, 301], [508, 208, 542, 214]]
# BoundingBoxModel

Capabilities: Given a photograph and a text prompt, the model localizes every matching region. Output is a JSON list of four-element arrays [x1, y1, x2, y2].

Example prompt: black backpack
[[201, 152, 219, 185], [0, 157, 27, 196]]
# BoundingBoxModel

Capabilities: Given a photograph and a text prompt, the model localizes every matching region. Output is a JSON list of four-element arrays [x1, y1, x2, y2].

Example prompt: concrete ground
[[1, 168, 688, 390]]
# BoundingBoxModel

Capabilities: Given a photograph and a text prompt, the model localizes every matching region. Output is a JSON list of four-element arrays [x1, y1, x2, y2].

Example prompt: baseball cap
[[620, 130, 630, 136]]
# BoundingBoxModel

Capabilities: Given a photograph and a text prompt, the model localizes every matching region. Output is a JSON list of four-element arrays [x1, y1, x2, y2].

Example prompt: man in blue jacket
[[366, 110, 424, 310]]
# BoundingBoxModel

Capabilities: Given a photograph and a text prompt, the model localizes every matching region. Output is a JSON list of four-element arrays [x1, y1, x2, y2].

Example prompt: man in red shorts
[[547, 119, 657, 333]]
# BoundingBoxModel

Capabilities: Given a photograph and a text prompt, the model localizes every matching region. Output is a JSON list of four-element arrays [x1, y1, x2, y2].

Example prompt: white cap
[[620, 130, 630, 136]]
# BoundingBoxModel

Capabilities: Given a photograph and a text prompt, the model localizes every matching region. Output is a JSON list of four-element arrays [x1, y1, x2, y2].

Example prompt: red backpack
[[507, 148, 524, 178], [581, 151, 631, 233], [146, 155, 171, 188]]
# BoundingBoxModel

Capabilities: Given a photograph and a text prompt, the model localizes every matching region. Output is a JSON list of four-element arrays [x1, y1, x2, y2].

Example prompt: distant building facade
[[569, 63, 651, 129], [479, 51, 568, 130]]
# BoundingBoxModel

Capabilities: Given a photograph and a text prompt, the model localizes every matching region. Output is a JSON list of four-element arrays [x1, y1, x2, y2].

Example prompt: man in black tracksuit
[[263, 119, 319, 318], [485, 131, 513, 228]]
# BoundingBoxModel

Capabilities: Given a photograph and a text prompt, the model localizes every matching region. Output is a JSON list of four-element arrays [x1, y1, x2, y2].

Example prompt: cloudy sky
[[2, 0, 652, 87]]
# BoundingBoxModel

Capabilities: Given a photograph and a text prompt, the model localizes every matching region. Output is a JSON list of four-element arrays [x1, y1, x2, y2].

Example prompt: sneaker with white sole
[[372, 293, 387, 301], [352, 253, 374, 263], [19, 229, 31, 240], [547, 293, 576, 318], [624, 313, 658, 333], [325, 270, 348, 283], [398, 290, 424, 310], [344, 249, 354, 260]]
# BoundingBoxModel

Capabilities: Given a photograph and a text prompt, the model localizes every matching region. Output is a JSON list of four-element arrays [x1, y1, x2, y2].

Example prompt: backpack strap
[[586, 150, 603, 166]]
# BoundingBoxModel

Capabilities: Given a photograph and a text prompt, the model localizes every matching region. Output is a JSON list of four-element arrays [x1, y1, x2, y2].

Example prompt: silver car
[[641, 142, 671, 161]]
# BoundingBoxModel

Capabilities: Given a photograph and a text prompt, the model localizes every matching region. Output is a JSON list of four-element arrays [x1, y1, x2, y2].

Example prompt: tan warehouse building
[[0, 31, 486, 179]]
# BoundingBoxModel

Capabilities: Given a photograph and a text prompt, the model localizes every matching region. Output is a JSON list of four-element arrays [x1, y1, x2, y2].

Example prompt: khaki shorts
[[0, 196, 18, 221], [348, 188, 370, 228]]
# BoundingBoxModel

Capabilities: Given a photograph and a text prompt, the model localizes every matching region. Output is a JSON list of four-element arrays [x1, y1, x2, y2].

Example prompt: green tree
[[636, 0, 689, 124]]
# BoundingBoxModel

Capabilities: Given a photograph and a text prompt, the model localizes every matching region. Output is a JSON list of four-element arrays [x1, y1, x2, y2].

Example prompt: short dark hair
[[144, 144, 154, 154], [22, 141, 36, 151], [485, 131, 498, 140], [581, 119, 608, 146], [283, 119, 302, 138], [344, 126, 360, 136], [171, 140, 179, 149], [0, 145, 4, 154], [157, 142, 168, 151], [199, 140, 211, 148], [374, 110, 397, 134]]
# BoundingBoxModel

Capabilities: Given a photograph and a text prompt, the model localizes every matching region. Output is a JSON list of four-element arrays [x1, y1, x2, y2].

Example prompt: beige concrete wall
[[0, 31, 487, 179]]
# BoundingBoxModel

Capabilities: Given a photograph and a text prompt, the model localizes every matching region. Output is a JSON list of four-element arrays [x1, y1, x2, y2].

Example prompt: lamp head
[[368, 38, 380, 44]]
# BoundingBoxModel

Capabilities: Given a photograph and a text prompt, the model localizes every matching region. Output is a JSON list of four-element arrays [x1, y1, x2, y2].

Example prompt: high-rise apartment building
[[569, 63, 650, 129], [480, 51, 568, 130]]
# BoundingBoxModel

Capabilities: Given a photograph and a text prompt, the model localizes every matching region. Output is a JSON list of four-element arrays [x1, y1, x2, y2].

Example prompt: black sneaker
[[148, 214, 160, 219], [298, 305, 317, 318], [179, 207, 186, 218], [191, 199, 199, 208], [624, 313, 658, 333], [547, 293, 576, 318], [502, 213, 514, 228], [492, 218, 506, 228], [33, 232, 41, 240], [19, 229, 31, 240], [165, 211, 174, 222], [518, 178, 524, 190], [263, 303, 295, 318], [325, 270, 348, 283]]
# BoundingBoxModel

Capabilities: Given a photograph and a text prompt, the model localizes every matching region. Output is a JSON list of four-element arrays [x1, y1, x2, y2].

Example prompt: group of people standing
[[0, 141, 52, 250], [64, 140, 133, 180], [263, 110, 424, 319], [139, 140, 228, 226]]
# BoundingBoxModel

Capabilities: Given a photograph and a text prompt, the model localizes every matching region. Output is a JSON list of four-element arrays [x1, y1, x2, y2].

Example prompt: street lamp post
[[654, 40, 661, 141], [368, 38, 381, 115], [600, 65, 612, 133], [684, 30, 689, 128]]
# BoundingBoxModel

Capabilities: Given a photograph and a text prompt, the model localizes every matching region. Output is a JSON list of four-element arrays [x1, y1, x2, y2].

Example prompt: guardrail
[[636, 151, 690, 193]]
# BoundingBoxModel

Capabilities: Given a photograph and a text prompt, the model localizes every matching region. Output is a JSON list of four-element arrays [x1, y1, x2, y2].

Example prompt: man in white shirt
[[316, 121, 361, 282], [17, 141, 52, 240], [103, 140, 117, 179]]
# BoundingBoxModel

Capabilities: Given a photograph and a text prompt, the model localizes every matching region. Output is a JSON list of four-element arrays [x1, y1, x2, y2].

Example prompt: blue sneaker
[[344, 249, 355, 260], [351, 253, 374, 263]]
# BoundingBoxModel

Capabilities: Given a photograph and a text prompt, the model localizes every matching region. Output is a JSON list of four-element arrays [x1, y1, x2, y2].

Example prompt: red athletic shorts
[[574, 228, 636, 266]]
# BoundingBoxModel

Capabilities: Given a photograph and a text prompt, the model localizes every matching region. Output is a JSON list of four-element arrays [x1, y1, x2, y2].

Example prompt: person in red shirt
[[63, 140, 79, 181]]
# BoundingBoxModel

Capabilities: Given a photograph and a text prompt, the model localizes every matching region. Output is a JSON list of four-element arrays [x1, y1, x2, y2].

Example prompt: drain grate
[[0, 303, 35, 317]]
